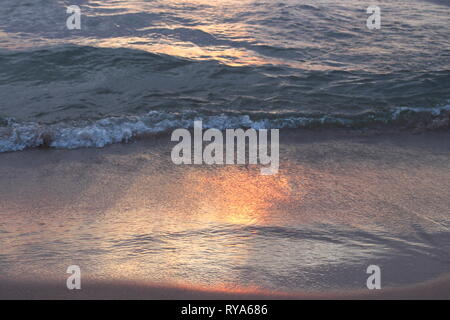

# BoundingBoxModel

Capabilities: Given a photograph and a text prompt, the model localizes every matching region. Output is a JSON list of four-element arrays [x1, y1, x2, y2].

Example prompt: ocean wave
[[1, 105, 449, 153]]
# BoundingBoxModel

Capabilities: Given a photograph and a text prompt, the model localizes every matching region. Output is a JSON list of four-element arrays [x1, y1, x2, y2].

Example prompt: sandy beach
[[1, 129, 449, 299], [1, 274, 449, 300]]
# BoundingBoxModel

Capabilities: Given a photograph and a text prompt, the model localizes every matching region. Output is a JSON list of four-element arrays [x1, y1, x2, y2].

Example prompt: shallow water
[[0, 133, 449, 292], [0, 0, 449, 151]]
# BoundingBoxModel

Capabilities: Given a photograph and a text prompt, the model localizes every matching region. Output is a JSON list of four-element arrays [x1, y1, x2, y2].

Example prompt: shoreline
[[1, 275, 449, 300], [1, 106, 449, 153]]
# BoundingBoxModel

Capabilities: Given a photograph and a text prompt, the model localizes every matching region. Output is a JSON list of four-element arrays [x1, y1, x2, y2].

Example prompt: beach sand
[[0, 274, 449, 299], [1, 129, 449, 299]]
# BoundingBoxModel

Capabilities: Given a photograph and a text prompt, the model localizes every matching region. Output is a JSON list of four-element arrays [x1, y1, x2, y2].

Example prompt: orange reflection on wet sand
[[81, 165, 297, 287], [188, 167, 294, 224]]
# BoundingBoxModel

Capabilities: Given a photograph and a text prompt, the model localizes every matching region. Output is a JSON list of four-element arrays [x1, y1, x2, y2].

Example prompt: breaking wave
[[1, 104, 449, 152]]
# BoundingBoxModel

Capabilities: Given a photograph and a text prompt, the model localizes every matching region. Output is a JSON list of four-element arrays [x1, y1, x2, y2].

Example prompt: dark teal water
[[0, 0, 449, 151]]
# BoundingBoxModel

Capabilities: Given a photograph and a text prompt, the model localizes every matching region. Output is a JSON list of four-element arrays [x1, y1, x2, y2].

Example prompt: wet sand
[[1, 129, 449, 299], [1, 274, 449, 300]]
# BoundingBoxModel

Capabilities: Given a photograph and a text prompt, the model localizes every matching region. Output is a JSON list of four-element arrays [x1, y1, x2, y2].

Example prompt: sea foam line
[[1, 105, 449, 153]]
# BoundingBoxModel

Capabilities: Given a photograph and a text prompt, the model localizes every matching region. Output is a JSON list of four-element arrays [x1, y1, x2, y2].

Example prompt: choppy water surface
[[0, 0, 449, 151]]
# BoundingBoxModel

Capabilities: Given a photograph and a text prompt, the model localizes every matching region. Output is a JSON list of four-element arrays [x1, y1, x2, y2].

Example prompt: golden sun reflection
[[85, 36, 338, 69], [82, 164, 297, 285], [187, 167, 294, 225]]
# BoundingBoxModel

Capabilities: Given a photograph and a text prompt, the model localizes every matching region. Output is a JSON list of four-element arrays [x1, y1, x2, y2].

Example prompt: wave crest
[[1, 105, 450, 153]]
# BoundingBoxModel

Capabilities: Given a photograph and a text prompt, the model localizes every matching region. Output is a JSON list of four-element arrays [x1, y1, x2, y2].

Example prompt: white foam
[[1, 105, 449, 153]]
